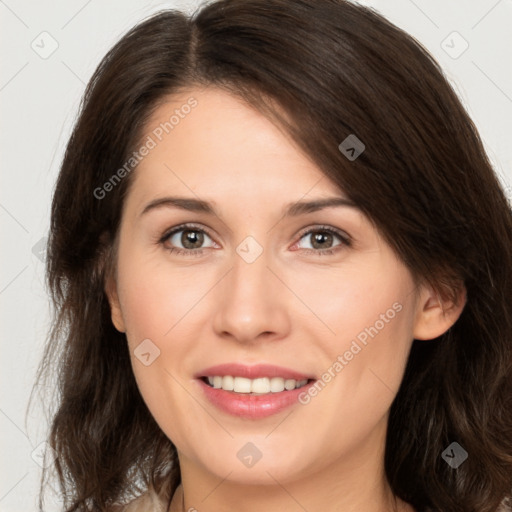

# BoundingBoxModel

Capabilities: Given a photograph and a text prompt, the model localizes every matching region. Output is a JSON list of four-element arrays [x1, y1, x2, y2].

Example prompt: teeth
[[222, 375, 234, 391], [206, 376, 308, 393], [234, 377, 252, 393]]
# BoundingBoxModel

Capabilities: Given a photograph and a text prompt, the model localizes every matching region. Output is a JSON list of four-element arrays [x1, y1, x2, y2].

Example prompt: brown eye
[[176, 229, 205, 249], [295, 226, 351, 255], [160, 223, 216, 256]]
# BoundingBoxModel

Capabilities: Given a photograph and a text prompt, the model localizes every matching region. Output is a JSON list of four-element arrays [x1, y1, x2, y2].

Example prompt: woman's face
[[106, 86, 456, 490]]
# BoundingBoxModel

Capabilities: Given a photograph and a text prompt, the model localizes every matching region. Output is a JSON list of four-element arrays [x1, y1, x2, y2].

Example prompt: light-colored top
[[111, 486, 172, 512]]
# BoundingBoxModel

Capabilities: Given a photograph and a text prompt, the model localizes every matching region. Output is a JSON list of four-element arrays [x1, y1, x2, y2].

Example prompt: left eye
[[159, 224, 350, 256], [295, 227, 349, 253]]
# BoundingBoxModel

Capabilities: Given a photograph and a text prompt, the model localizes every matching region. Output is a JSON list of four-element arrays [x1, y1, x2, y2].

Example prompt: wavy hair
[[30, 1, 512, 511]]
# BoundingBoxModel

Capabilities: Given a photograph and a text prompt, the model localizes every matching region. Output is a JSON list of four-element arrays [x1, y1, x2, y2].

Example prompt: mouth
[[195, 363, 317, 419], [200, 375, 312, 395]]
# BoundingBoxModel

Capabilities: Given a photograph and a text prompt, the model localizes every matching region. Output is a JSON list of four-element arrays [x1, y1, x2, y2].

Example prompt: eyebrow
[[140, 195, 359, 219], [139, 195, 360, 220]]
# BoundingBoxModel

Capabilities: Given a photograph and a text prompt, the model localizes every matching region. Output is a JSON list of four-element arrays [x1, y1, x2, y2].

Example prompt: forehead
[[129, 86, 345, 203]]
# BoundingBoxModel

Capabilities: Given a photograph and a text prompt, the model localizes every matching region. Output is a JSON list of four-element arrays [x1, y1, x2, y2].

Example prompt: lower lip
[[197, 378, 315, 419]]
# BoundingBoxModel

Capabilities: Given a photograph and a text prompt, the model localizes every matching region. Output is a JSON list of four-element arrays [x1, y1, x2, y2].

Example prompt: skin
[[105, 85, 466, 512]]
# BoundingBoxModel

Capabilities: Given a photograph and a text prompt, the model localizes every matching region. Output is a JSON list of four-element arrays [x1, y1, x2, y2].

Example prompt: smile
[[203, 375, 310, 394], [195, 363, 317, 419]]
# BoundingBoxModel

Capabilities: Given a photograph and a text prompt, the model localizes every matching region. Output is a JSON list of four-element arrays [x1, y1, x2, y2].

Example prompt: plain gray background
[[1, 0, 511, 510]]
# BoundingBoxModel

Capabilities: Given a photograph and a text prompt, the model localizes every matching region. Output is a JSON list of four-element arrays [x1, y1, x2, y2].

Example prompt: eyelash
[[158, 222, 352, 258]]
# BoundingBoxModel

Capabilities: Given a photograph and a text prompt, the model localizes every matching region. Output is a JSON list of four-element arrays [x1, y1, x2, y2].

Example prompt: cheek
[[288, 262, 399, 342], [115, 261, 196, 448], [114, 245, 212, 434], [116, 246, 201, 342], [290, 300, 414, 474], [293, 264, 415, 418], [325, 270, 413, 390]]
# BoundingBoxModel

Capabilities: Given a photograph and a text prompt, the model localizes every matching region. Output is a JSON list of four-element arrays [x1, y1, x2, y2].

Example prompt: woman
[[30, 0, 512, 511]]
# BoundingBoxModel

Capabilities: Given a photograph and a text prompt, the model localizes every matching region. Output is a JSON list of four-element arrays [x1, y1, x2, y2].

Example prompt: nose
[[212, 240, 291, 345]]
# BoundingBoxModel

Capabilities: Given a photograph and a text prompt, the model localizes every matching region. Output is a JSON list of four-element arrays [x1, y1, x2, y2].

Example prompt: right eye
[[159, 223, 217, 257]]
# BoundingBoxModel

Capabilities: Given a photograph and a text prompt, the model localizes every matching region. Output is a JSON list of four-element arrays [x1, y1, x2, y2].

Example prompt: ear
[[413, 280, 467, 340], [104, 272, 126, 333]]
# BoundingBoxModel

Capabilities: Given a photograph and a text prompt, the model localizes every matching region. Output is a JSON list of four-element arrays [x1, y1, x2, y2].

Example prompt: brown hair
[[29, 1, 512, 511]]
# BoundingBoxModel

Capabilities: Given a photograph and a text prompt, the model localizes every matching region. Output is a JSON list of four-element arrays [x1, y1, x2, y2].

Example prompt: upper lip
[[195, 363, 315, 381]]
